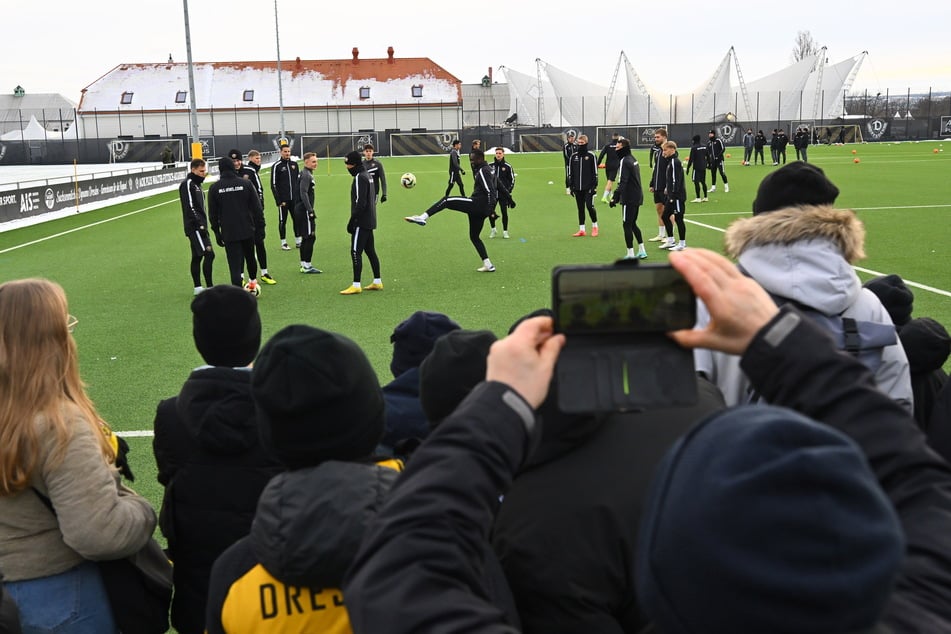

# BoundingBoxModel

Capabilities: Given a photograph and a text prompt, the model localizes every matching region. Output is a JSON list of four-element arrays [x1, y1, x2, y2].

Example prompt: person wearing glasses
[[0, 279, 156, 633]]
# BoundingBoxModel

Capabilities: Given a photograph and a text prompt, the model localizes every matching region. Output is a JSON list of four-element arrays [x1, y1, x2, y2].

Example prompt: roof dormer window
[[175, 90, 187, 103], [359, 86, 371, 100], [411, 85, 423, 98], [243, 90, 254, 102], [120, 91, 134, 105]]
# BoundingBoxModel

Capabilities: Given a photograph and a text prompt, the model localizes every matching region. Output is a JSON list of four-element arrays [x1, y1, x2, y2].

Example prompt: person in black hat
[[208, 156, 264, 289], [445, 139, 466, 197], [381, 311, 461, 453], [404, 149, 498, 273], [205, 325, 403, 634], [344, 247, 951, 634], [685, 134, 708, 202], [270, 144, 301, 250], [152, 285, 281, 634], [340, 150, 382, 295], [231, 149, 276, 285], [696, 160, 912, 413], [637, 404, 904, 634]]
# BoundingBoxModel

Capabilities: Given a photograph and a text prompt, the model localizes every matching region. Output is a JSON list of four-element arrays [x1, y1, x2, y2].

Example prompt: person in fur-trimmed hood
[[693, 163, 913, 412]]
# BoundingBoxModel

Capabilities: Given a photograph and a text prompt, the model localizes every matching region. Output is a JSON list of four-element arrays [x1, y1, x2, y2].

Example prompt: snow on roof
[[78, 53, 461, 112]]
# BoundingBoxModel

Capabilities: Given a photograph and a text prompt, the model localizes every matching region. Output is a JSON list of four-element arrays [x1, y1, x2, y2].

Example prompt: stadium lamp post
[[274, 0, 286, 139], [182, 0, 200, 156]]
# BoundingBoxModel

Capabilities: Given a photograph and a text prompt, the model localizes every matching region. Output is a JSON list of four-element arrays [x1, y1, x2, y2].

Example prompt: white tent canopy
[[0, 115, 78, 140]]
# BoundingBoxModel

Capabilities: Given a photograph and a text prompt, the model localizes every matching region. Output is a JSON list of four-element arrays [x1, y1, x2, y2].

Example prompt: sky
[[5, 0, 951, 104]]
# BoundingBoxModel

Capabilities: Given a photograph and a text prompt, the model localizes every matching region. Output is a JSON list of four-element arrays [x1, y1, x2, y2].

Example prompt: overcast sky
[[6, 0, 951, 104]]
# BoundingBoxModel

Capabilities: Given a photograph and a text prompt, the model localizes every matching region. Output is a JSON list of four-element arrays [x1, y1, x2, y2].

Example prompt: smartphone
[[551, 261, 698, 414], [552, 263, 696, 336]]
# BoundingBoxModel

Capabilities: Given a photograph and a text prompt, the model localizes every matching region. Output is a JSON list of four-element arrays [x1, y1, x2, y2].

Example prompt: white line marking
[[684, 215, 951, 298], [0, 200, 175, 255]]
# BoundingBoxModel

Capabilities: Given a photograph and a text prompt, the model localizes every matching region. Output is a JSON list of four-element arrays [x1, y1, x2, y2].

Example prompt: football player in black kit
[[362, 143, 387, 204], [597, 132, 621, 203], [179, 158, 215, 295], [230, 149, 275, 284], [489, 147, 516, 239], [341, 151, 383, 295], [445, 139, 466, 197], [270, 144, 301, 250], [404, 149, 497, 273], [208, 157, 264, 289], [562, 131, 577, 195]]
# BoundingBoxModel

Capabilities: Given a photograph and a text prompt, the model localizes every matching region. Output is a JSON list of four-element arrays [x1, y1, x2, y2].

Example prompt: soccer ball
[[400, 173, 417, 189], [244, 280, 261, 297]]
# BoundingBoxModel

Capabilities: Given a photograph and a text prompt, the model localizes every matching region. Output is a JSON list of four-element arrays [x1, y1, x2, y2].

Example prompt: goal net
[[815, 124, 863, 145], [108, 138, 184, 164]]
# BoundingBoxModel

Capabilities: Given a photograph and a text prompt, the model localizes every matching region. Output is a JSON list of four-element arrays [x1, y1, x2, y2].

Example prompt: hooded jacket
[[347, 161, 377, 231], [612, 145, 643, 206], [153, 367, 282, 634], [204, 460, 400, 634], [180, 170, 207, 235], [694, 205, 913, 412], [492, 378, 725, 633], [568, 143, 598, 192], [208, 159, 263, 243], [898, 317, 950, 428]]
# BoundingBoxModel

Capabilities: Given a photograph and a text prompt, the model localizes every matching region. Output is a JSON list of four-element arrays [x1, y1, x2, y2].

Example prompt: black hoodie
[[153, 366, 282, 634], [207, 158, 263, 243]]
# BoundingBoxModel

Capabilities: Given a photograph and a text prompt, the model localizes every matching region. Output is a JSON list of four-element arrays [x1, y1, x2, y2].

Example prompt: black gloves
[[380, 194, 387, 203], [215, 234, 225, 247], [114, 435, 135, 482]]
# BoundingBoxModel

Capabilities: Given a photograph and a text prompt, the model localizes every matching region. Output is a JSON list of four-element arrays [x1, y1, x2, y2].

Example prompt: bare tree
[[792, 30, 821, 62]]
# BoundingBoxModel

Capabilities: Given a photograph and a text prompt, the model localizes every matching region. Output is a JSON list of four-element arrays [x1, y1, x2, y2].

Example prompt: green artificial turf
[[1, 141, 950, 495]]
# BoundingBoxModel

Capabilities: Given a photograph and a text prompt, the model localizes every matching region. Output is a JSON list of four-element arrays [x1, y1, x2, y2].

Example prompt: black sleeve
[[152, 398, 184, 487], [377, 161, 387, 197], [205, 538, 257, 634], [741, 306, 951, 629], [344, 382, 533, 634]]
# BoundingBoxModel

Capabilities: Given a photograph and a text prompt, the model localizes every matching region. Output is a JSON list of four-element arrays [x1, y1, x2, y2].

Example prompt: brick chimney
[[352, 47, 359, 64], [387, 46, 395, 63]]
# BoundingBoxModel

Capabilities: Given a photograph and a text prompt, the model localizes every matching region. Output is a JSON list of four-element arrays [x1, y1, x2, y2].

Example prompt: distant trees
[[792, 31, 821, 63]]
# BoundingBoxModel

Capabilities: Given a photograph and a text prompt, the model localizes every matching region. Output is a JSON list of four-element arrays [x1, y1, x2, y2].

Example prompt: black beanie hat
[[345, 150, 362, 166], [636, 405, 903, 634], [752, 162, 840, 215], [419, 329, 497, 427], [389, 311, 461, 377], [218, 156, 235, 174], [864, 274, 914, 327], [191, 285, 261, 367], [692, 134, 701, 144], [252, 325, 384, 469], [898, 317, 951, 374], [227, 148, 242, 161]]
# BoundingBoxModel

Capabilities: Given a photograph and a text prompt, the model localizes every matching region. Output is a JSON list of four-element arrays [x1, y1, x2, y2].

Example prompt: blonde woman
[[0, 279, 156, 634]]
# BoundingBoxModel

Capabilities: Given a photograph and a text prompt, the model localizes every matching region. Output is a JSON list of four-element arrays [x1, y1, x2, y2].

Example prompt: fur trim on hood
[[724, 205, 866, 263]]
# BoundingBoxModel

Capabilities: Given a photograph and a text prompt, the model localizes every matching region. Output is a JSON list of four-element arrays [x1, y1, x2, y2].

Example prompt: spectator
[[152, 285, 281, 634], [0, 279, 156, 633], [419, 314, 725, 633], [344, 248, 951, 633], [381, 310, 461, 453], [205, 325, 402, 633], [695, 162, 913, 412], [898, 317, 950, 429], [636, 404, 903, 634]]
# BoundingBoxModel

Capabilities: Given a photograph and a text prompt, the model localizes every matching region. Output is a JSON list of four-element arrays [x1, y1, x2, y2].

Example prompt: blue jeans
[[5, 561, 117, 634]]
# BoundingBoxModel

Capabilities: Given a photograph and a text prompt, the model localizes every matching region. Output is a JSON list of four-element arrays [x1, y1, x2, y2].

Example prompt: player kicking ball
[[404, 148, 497, 273]]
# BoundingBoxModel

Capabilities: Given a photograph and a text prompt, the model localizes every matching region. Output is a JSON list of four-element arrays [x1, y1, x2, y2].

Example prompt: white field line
[[8, 199, 948, 433]]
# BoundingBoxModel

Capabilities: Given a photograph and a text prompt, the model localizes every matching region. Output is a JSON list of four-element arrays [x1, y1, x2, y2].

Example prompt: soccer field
[[1, 141, 949, 494]]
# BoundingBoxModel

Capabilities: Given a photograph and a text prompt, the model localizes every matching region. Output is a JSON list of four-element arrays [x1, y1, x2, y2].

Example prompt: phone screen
[[554, 265, 696, 335]]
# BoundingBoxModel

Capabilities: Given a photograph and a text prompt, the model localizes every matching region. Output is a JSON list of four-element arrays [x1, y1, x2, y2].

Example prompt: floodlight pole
[[182, 0, 200, 154], [275, 0, 286, 138]]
